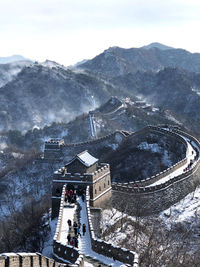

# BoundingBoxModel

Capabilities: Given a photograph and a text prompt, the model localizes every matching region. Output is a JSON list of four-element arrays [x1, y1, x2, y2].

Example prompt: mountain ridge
[[78, 44, 200, 75], [0, 55, 30, 64]]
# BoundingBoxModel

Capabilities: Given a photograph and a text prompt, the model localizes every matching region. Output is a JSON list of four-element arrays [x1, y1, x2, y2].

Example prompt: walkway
[[147, 134, 199, 187], [59, 197, 126, 266]]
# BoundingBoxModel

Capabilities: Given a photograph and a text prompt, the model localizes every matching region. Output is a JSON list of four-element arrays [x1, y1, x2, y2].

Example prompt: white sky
[[1, 0, 200, 66]]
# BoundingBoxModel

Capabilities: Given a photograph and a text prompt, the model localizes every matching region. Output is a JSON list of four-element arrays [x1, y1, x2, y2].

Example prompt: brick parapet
[[85, 187, 139, 267], [118, 157, 187, 188], [92, 164, 110, 182], [111, 127, 200, 215], [53, 185, 84, 267], [112, 158, 200, 194], [112, 126, 195, 192], [53, 241, 84, 267], [0, 252, 67, 267], [54, 185, 66, 242], [62, 130, 126, 148]]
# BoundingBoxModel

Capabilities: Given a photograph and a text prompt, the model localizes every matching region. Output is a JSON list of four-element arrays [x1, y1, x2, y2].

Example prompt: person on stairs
[[82, 223, 86, 236]]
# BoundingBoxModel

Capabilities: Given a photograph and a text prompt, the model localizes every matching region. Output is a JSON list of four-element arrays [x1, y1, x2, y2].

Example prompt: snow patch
[[138, 142, 162, 153], [12, 152, 24, 159]]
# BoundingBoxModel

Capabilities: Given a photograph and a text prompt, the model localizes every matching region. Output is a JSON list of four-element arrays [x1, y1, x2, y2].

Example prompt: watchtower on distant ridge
[[52, 150, 112, 218], [44, 138, 64, 161]]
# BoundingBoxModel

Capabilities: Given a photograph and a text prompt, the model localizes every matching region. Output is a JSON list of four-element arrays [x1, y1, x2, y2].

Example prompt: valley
[[0, 43, 200, 266]]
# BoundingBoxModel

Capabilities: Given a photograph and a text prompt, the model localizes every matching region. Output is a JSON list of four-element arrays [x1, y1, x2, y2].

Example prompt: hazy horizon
[[1, 0, 200, 66]]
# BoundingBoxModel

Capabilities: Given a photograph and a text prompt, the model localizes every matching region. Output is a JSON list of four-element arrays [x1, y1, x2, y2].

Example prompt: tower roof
[[66, 150, 98, 167]]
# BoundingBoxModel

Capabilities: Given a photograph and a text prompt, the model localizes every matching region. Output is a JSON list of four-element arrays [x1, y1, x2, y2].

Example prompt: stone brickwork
[[44, 139, 65, 161], [52, 184, 138, 266], [7, 125, 196, 267], [85, 187, 139, 267], [0, 253, 67, 267], [53, 185, 84, 267], [43, 130, 130, 162], [43, 126, 187, 167], [52, 162, 112, 218], [115, 126, 189, 187], [112, 127, 200, 215]]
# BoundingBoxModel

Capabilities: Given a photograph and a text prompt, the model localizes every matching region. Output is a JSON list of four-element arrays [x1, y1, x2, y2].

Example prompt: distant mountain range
[[141, 42, 174, 50], [0, 55, 30, 64], [79, 43, 200, 75], [0, 43, 200, 136], [0, 60, 32, 87]]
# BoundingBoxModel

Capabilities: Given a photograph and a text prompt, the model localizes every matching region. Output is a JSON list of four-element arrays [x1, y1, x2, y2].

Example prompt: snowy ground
[[43, 197, 127, 266], [42, 186, 200, 266], [159, 185, 200, 226], [100, 185, 200, 265]]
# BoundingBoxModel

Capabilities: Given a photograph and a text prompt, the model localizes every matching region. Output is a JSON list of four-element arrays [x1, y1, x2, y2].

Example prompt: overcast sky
[[1, 0, 200, 66]]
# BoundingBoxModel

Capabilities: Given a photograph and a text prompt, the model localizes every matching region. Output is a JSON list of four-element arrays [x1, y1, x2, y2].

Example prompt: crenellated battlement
[[0, 252, 67, 267], [52, 186, 84, 266], [85, 186, 138, 267], [111, 126, 200, 215], [52, 153, 112, 219]]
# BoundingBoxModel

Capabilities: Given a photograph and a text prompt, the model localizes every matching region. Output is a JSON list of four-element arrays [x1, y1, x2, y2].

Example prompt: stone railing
[[0, 252, 67, 267], [112, 127, 200, 194], [92, 163, 110, 181], [112, 162, 200, 195], [113, 125, 189, 188], [123, 157, 187, 188], [172, 128, 200, 156], [53, 185, 84, 267], [85, 187, 139, 267], [111, 127, 200, 215], [62, 130, 128, 148]]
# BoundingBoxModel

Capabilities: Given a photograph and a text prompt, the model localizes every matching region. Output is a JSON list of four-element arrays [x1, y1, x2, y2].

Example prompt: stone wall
[[52, 163, 112, 213], [0, 252, 67, 267], [112, 128, 200, 215], [43, 126, 187, 166], [116, 126, 189, 187], [89, 164, 112, 205], [53, 185, 84, 267], [43, 130, 130, 162], [85, 187, 139, 267]]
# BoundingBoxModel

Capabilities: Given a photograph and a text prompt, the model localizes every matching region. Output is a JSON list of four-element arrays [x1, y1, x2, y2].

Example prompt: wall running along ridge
[[114, 126, 189, 187], [43, 130, 133, 161], [112, 126, 200, 215]]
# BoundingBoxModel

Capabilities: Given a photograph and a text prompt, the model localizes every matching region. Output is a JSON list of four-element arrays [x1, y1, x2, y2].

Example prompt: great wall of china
[[1, 125, 200, 266]]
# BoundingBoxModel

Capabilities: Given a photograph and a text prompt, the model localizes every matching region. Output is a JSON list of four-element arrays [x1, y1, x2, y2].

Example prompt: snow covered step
[[84, 255, 108, 267]]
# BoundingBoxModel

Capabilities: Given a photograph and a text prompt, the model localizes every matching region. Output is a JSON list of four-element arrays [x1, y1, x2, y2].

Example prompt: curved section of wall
[[113, 128, 188, 187], [112, 164, 200, 215], [112, 127, 200, 215]]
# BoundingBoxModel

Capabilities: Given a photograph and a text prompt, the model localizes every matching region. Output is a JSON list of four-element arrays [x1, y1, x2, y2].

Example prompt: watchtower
[[51, 150, 112, 218], [43, 138, 64, 161]]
